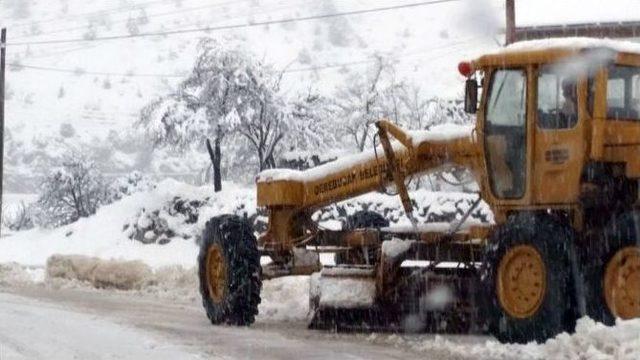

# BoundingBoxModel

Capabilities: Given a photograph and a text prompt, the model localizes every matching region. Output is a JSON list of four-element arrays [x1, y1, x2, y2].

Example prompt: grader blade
[[308, 266, 399, 331]]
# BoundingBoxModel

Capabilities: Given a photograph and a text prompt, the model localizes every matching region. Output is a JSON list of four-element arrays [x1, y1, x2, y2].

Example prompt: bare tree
[[335, 56, 392, 151], [234, 70, 288, 171]]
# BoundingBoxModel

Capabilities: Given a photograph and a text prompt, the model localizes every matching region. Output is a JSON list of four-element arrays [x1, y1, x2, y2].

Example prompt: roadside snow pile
[[46, 255, 153, 290], [35, 253, 310, 321], [375, 317, 640, 360], [0, 262, 45, 286], [0, 179, 253, 268]]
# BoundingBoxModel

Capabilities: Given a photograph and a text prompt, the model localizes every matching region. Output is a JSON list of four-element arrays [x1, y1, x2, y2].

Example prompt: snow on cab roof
[[497, 37, 640, 55]]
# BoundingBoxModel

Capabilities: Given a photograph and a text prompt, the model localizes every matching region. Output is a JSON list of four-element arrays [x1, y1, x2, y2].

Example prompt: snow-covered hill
[[1, 0, 500, 141]]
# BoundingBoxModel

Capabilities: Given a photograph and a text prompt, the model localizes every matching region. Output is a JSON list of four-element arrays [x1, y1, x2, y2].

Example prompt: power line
[[11, 0, 255, 40], [7, 37, 478, 78], [8, 63, 186, 78], [5, 0, 180, 29], [7, 0, 461, 46]]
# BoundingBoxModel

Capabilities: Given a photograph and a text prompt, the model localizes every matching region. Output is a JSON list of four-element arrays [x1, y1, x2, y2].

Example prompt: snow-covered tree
[[139, 38, 292, 184], [34, 153, 109, 228], [287, 89, 339, 152], [2, 202, 34, 231], [335, 56, 394, 151]]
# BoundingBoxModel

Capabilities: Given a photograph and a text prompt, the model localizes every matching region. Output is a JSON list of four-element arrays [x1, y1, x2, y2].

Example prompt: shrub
[[34, 154, 109, 227]]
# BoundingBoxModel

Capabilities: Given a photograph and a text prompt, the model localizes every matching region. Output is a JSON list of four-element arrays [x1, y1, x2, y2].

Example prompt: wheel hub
[[497, 244, 547, 319], [206, 244, 227, 304], [604, 246, 640, 319]]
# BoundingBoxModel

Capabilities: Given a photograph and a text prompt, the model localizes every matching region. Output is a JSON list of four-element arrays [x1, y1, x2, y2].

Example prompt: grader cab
[[197, 39, 640, 344]]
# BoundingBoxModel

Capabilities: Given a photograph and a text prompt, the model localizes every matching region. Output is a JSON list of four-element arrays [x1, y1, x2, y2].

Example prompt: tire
[[198, 215, 262, 326], [335, 211, 389, 265], [583, 212, 640, 325], [479, 214, 574, 344]]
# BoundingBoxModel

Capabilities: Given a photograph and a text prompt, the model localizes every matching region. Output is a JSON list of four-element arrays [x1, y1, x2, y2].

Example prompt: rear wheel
[[198, 215, 261, 326], [583, 212, 640, 324], [334, 211, 388, 265], [480, 215, 573, 343]]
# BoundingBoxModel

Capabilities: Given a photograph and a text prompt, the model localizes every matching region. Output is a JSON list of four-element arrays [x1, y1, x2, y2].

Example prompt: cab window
[[607, 65, 640, 120], [537, 66, 578, 129], [484, 69, 527, 199]]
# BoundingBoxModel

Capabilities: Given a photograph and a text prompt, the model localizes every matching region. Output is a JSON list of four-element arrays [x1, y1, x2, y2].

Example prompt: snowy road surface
[[0, 286, 448, 360], [0, 292, 200, 359]]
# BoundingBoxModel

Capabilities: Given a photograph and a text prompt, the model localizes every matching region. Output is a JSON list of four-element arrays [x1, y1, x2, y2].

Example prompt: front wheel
[[583, 212, 640, 324], [479, 215, 574, 344], [198, 215, 262, 326]]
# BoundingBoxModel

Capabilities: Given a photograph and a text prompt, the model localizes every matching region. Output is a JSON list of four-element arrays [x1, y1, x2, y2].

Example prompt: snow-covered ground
[[2, 262, 640, 360], [0, 186, 635, 359], [0, 292, 202, 359], [0, 179, 222, 268]]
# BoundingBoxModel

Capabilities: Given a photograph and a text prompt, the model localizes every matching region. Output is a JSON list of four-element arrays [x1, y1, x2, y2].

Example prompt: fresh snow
[[381, 238, 415, 259], [408, 123, 474, 146], [315, 271, 376, 309], [256, 139, 407, 183], [0, 179, 222, 269], [499, 37, 640, 55], [400, 317, 640, 360]]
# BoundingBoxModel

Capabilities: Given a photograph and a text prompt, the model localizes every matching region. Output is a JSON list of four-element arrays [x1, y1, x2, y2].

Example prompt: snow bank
[[0, 179, 254, 269], [0, 262, 44, 286], [7, 253, 311, 322], [46, 255, 153, 290], [369, 317, 640, 360]]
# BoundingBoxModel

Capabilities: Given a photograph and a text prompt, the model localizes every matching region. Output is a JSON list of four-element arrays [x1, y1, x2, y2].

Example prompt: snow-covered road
[[0, 292, 201, 359], [0, 286, 440, 360]]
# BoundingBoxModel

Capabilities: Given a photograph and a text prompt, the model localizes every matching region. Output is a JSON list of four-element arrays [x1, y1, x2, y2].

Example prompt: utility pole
[[0, 28, 6, 234], [505, 0, 516, 45]]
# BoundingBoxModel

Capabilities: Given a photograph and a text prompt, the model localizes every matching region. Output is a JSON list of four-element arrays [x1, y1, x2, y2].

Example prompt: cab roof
[[472, 37, 640, 68]]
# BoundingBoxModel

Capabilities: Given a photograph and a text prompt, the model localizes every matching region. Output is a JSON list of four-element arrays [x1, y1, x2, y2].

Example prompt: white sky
[[515, 0, 640, 26]]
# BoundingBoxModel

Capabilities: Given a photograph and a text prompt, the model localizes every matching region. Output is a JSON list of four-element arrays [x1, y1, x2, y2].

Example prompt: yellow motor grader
[[197, 39, 640, 343]]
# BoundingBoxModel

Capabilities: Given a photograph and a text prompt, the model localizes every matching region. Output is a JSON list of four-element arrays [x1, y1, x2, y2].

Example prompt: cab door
[[483, 68, 530, 202], [532, 65, 587, 204]]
